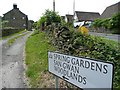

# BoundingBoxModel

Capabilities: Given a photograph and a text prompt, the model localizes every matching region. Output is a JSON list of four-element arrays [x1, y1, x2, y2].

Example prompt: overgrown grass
[[7, 31, 29, 46], [25, 30, 56, 87]]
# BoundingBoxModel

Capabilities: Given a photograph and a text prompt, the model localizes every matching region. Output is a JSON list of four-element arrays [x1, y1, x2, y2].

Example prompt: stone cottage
[[101, 1, 120, 19], [2, 4, 29, 30]]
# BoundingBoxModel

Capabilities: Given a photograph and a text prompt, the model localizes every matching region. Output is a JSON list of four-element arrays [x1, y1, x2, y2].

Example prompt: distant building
[[74, 11, 100, 22], [28, 20, 34, 30], [101, 1, 120, 19], [61, 16, 65, 20], [2, 4, 29, 30], [65, 14, 73, 23]]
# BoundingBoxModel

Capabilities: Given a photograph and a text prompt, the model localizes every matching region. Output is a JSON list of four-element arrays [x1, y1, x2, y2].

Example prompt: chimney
[[13, 4, 18, 9]]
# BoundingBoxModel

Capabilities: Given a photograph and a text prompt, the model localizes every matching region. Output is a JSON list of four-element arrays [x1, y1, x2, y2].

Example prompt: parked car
[[73, 21, 84, 28]]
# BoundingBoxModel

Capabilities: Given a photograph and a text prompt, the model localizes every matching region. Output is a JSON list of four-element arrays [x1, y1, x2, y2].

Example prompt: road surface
[[0, 31, 33, 89], [89, 32, 120, 42]]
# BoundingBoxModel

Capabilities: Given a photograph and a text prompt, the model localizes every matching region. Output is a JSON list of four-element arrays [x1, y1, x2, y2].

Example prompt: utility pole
[[73, 0, 75, 24], [73, 0, 75, 15], [53, 0, 55, 11]]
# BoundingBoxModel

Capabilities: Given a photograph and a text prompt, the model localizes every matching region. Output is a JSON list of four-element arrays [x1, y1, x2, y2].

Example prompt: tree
[[38, 9, 61, 26], [91, 19, 103, 30], [110, 13, 120, 32], [101, 18, 111, 29], [37, 16, 46, 29]]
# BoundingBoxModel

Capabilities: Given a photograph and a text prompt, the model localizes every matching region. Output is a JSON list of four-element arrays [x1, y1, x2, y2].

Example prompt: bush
[[37, 9, 61, 30], [2, 28, 24, 36], [44, 23, 120, 88], [92, 13, 120, 34]]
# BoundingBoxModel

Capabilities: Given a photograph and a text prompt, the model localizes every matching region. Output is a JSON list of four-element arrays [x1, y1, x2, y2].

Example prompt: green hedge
[[2, 28, 24, 36], [44, 23, 120, 88]]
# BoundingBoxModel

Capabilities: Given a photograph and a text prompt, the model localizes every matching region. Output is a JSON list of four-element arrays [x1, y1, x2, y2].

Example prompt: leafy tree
[[101, 18, 111, 29], [37, 16, 46, 29], [92, 19, 103, 28], [92, 13, 120, 34], [42, 9, 61, 25], [109, 13, 120, 33]]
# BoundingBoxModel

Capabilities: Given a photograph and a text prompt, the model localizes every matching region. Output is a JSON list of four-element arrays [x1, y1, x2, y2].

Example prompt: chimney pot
[[13, 4, 17, 9]]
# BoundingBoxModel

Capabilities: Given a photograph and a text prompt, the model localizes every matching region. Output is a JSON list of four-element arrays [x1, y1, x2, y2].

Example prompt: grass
[[25, 30, 56, 87], [7, 31, 29, 46]]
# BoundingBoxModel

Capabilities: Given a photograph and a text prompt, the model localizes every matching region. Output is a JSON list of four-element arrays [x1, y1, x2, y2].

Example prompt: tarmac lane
[[0, 31, 33, 89]]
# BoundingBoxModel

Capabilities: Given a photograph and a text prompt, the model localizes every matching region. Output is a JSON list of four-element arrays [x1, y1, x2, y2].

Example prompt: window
[[23, 24, 26, 26], [13, 17, 15, 19], [22, 17, 25, 19]]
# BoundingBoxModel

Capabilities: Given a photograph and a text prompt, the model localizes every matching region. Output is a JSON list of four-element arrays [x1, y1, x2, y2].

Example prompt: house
[[28, 20, 34, 30], [65, 14, 73, 23], [74, 11, 100, 22], [2, 4, 28, 30], [61, 16, 65, 20], [101, 1, 120, 19]]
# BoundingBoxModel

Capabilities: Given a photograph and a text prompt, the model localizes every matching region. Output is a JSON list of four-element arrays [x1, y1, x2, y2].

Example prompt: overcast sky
[[0, 0, 119, 21]]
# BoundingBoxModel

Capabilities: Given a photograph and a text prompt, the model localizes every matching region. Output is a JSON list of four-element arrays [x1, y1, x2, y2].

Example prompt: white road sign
[[48, 51, 114, 89]]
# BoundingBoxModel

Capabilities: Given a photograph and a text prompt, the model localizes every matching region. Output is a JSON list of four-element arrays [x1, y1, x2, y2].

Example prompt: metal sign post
[[55, 76, 59, 90]]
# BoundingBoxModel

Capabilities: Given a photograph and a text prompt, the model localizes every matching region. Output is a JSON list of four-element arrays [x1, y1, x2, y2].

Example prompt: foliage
[[109, 13, 120, 33], [101, 18, 111, 29], [1, 20, 9, 28], [25, 30, 56, 87], [37, 9, 61, 29], [78, 26, 89, 36], [33, 22, 37, 29], [2, 28, 24, 37], [37, 16, 46, 29], [92, 12, 120, 34], [92, 19, 103, 28], [44, 23, 120, 88], [26, 10, 120, 88]]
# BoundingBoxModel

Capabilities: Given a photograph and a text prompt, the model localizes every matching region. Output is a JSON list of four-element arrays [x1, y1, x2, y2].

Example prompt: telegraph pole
[[53, 0, 55, 11], [73, 0, 75, 15], [73, 0, 75, 24]]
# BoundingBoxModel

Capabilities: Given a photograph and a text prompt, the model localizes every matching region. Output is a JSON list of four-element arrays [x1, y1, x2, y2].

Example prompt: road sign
[[48, 51, 114, 89]]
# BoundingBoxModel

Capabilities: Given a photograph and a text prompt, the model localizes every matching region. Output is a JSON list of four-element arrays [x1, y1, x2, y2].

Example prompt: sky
[[0, 0, 119, 21]]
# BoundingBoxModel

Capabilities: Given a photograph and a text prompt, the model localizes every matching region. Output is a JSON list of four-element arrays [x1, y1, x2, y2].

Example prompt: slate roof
[[101, 1, 120, 19], [3, 8, 27, 16], [75, 11, 100, 21]]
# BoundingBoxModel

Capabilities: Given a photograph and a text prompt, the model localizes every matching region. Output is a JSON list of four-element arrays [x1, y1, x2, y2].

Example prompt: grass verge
[[25, 30, 56, 87], [7, 31, 29, 46]]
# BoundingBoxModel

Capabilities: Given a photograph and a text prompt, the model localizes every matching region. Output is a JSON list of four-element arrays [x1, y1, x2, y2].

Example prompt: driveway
[[89, 32, 120, 42], [0, 31, 33, 89]]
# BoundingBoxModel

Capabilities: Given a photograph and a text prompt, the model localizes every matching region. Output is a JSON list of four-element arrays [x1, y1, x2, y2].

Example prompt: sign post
[[55, 76, 59, 90], [48, 51, 114, 89]]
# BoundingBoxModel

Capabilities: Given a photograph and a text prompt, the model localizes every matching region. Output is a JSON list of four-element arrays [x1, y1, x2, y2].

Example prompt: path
[[89, 32, 120, 42], [0, 31, 33, 89]]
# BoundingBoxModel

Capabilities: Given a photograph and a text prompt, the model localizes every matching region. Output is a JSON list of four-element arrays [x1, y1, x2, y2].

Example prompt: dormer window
[[22, 17, 25, 19], [13, 17, 15, 19]]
